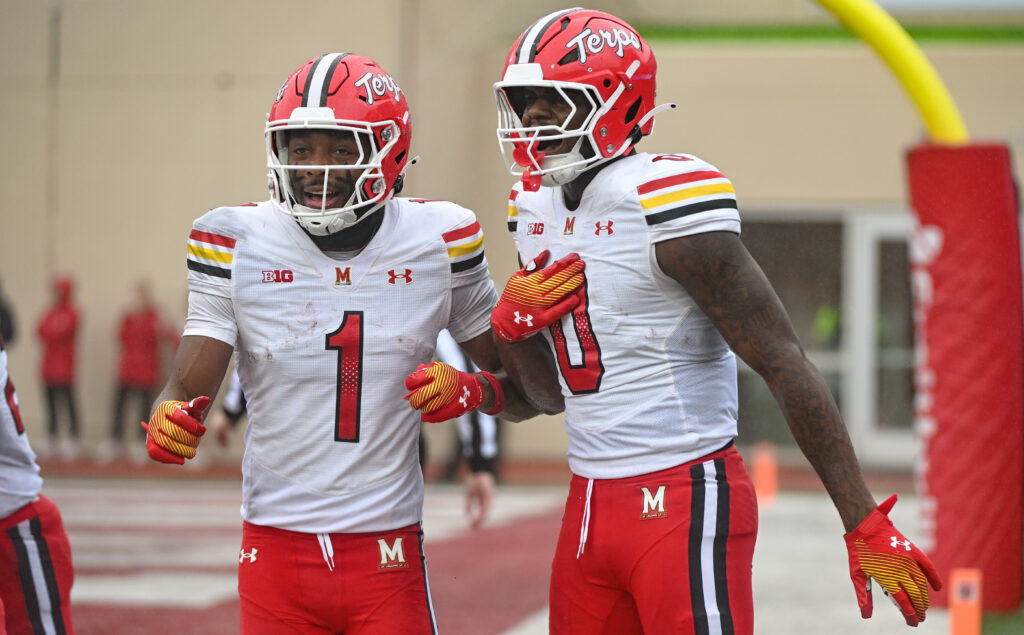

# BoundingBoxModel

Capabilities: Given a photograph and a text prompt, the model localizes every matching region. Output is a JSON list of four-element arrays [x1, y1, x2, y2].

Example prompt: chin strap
[[610, 102, 677, 158]]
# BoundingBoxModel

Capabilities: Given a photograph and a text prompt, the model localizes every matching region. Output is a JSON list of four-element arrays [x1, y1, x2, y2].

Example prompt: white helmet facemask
[[266, 107, 402, 236], [494, 78, 603, 188]]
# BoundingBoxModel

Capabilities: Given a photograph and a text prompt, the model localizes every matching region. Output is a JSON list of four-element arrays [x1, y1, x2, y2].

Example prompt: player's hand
[[463, 470, 495, 529], [404, 362, 485, 423], [491, 250, 585, 343], [210, 412, 237, 448], [844, 494, 942, 626], [140, 397, 211, 465]]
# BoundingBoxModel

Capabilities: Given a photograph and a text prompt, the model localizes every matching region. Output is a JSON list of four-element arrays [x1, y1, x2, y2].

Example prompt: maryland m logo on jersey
[[640, 485, 668, 519], [377, 537, 408, 569]]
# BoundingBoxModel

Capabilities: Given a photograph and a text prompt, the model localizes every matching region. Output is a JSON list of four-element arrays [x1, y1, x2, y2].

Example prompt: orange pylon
[[751, 441, 778, 507]]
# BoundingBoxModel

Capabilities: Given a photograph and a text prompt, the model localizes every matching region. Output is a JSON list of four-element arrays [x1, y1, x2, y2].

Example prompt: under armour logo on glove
[[513, 311, 534, 326], [844, 494, 942, 626], [404, 361, 486, 423], [492, 250, 585, 342]]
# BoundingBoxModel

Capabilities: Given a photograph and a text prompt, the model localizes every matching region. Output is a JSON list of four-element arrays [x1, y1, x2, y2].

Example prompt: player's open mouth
[[302, 186, 343, 210]]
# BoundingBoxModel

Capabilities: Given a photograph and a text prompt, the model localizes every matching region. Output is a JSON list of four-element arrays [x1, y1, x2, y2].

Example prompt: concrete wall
[[1, 0, 1022, 465]]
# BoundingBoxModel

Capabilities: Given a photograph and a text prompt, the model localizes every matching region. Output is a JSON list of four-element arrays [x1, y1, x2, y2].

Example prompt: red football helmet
[[266, 53, 412, 235], [494, 8, 672, 190]]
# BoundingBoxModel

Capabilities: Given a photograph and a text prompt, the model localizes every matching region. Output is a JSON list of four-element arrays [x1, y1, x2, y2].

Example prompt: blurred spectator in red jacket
[[36, 275, 81, 461], [97, 281, 165, 463]]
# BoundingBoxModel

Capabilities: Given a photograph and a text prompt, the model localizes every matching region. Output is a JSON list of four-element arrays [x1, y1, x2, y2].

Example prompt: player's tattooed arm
[[655, 232, 876, 531]]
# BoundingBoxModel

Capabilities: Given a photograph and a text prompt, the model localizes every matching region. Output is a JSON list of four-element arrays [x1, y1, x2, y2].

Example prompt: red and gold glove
[[141, 396, 211, 465], [844, 494, 942, 626], [491, 250, 585, 343], [404, 362, 503, 423]]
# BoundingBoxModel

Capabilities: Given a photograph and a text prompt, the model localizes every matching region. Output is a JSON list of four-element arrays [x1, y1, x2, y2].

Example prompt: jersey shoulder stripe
[[638, 165, 737, 227], [187, 228, 237, 280], [507, 189, 520, 233], [444, 220, 485, 273]]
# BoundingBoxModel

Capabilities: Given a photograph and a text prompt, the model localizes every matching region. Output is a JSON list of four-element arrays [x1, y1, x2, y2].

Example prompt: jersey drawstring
[[317, 533, 335, 571], [577, 478, 594, 559]]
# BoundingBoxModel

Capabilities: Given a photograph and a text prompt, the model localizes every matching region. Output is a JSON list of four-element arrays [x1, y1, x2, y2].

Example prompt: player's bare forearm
[[458, 330, 545, 422], [494, 332, 565, 415], [655, 232, 876, 531], [151, 335, 233, 418]]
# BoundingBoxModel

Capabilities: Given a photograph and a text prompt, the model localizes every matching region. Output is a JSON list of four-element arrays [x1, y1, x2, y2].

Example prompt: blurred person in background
[[97, 280, 165, 463], [141, 52, 544, 633], [480, 7, 939, 634], [0, 278, 16, 345], [435, 329, 501, 528], [35, 276, 81, 461], [0, 331, 76, 634]]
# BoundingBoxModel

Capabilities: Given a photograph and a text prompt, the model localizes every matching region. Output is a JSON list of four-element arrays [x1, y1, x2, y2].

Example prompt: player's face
[[285, 129, 361, 210], [516, 86, 592, 155]]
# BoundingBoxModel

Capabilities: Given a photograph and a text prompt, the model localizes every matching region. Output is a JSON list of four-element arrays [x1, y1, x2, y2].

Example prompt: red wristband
[[478, 371, 505, 415]]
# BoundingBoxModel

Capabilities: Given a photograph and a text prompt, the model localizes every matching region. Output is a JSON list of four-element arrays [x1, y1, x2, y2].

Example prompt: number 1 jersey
[[183, 199, 496, 533]]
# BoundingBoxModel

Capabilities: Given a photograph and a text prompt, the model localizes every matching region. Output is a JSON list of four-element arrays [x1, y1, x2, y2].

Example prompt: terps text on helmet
[[354, 72, 402, 106], [565, 26, 641, 64]]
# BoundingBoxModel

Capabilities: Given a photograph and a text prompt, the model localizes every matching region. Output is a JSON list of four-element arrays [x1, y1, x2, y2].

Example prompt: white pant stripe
[[16, 520, 59, 635]]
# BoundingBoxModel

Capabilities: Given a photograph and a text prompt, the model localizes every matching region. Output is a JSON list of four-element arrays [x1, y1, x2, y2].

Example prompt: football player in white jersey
[[0, 333, 76, 634], [483, 8, 941, 634], [142, 53, 553, 635]]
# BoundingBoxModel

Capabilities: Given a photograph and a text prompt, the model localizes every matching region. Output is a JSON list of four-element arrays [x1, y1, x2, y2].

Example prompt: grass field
[[984, 608, 1024, 634]]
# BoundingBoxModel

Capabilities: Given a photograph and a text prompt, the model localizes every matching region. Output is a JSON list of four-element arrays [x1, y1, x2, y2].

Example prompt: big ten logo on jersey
[[354, 71, 402, 105], [640, 485, 668, 520], [527, 222, 545, 236], [262, 269, 294, 283], [566, 26, 642, 63], [377, 537, 408, 569]]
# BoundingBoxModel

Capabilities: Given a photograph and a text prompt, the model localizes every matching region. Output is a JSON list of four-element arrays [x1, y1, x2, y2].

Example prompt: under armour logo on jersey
[[239, 548, 258, 563], [388, 269, 412, 284], [513, 311, 533, 326], [890, 537, 912, 551], [378, 537, 408, 569], [595, 221, 614, 236], [640, 486, 667, 519], [528, 222, 545, 236]]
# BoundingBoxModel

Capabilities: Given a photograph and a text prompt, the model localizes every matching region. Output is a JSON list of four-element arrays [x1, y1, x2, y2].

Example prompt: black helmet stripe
[[514, 7, 580, 64], [302, 53, 349, 107]]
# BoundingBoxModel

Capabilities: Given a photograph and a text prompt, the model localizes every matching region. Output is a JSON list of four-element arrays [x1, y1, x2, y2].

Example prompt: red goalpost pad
[[907, 142, 1023, 610]]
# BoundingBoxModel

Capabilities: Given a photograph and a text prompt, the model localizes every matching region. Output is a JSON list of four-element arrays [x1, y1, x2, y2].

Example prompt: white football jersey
[[0, 337, 42, 518], [183, 198, 497, 533], [507, 153, 741, 479]]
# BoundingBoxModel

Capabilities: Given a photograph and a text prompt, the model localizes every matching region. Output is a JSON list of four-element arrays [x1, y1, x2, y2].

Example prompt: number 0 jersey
[[183, 198, 497, 533], [508, 153, 741, 479]]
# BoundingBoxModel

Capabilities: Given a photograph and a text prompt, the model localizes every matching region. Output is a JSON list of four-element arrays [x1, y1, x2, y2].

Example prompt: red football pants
[[0, 495, 75, 635], [550, 444, 758, 634], [238, 521, 436, 634]]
